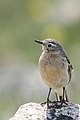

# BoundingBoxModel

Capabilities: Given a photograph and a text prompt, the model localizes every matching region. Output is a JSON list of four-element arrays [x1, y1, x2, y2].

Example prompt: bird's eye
[[48, 44, 52, 47]]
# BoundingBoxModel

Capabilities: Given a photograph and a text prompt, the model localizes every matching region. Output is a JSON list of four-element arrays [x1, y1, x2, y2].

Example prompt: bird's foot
[[60, 99, 68, 106], [40, 101, 47, 106], [45, 100, 64, 109], [49, 99, 68, 108], [53, 99, 68, 108], [40, 99, 53, 107], [46, 100, 59, 108], [41, 99, 68, 108]]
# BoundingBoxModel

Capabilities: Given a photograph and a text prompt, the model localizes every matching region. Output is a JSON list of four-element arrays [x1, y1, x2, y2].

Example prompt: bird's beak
[[34, 40, 44, 45]]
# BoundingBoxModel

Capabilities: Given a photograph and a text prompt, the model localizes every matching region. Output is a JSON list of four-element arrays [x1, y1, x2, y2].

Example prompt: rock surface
[[9, 102, 80, 120]]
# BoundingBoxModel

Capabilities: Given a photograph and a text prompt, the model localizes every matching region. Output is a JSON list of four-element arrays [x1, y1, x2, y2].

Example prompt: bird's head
[[35, 38, 63, 52]]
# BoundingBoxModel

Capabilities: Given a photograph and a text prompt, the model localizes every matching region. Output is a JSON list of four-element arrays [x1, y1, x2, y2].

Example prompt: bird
[[35, 38, 73, 106]]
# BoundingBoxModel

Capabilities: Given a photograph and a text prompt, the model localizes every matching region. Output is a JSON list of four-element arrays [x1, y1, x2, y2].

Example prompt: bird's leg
[[62, 87, 65, 101], [65, 89, 69, 102], [47, 88, 59, 108], [53, 88, 68, 108], [41, 88, 52, 106], [47, 88, 52, 103], [60, 87, 68, 105]]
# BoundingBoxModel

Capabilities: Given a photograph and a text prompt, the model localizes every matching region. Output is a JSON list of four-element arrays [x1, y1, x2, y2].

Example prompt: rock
[[9, 102, 80, 120]]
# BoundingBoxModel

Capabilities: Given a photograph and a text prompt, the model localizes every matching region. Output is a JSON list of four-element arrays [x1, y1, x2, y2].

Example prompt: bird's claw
[[41, 99, 68, 108]]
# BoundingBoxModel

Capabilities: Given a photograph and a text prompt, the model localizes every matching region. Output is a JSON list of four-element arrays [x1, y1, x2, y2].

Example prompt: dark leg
[[65, 89, 69, 102], [60, 87, 68, 105], [46, 88, 52, 107], [41, 88, 52, 106], [63, 87, 65, 101], [47, 88, 59, 108], [53, 88, 68, 108], [47, 88, 52, 102], [58, 88, 65, 102]]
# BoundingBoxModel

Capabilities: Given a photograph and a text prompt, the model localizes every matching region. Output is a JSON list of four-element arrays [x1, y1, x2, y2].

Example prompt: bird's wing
[[60, 47, 73, 83], [66, 56, 73, 83]]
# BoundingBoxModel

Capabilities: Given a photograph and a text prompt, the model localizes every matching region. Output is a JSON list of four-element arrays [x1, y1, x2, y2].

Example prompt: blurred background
[[0, 0, 80, 119]]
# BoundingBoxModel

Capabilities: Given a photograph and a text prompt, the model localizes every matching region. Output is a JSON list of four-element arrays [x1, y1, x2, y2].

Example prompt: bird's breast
[[39, 52, 68, 89]]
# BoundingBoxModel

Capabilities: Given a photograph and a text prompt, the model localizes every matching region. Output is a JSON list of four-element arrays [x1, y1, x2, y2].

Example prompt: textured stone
[[9, 102, 80, 120]]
